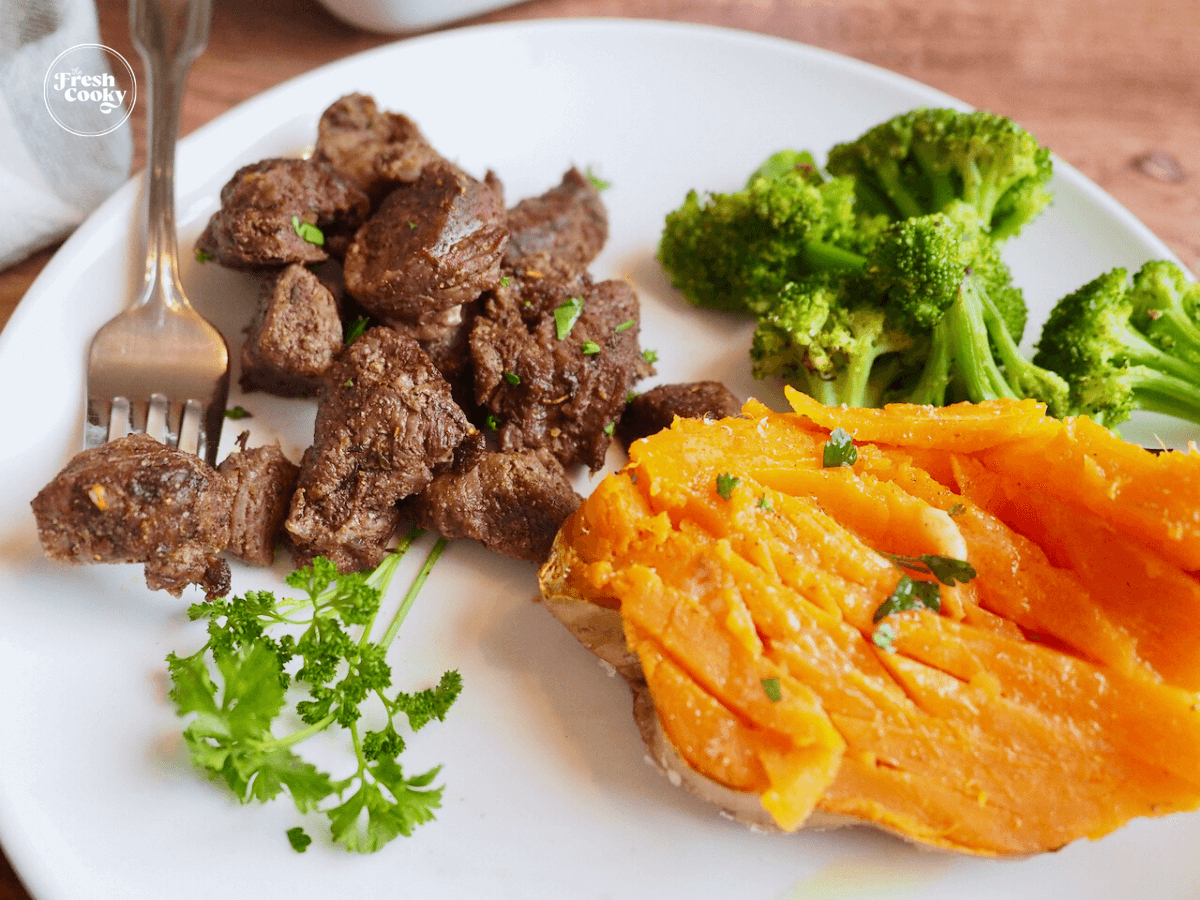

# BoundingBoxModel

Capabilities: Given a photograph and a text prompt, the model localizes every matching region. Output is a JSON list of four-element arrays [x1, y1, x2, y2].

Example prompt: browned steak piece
[[387, 296, 483, 420], [470, 268, 653, 471], [503, 167, 607, 274], [30, 434, 233, 598], [240, 263, 344, 397], [341, 161, 507, 328], [413, 437, 581, 564], [285, 326, 472, 572], [218, 439, 300, 567], [195, 157, 369, 269], [615, 381, 743, 449], [313, 93, 445, 204]]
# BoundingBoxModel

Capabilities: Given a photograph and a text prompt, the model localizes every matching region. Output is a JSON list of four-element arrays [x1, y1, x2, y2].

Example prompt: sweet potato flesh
[[540, 396, 1200, 856]]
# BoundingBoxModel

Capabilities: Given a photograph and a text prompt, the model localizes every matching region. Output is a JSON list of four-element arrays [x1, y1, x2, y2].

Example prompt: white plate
[[2, 18, 1198, 900]]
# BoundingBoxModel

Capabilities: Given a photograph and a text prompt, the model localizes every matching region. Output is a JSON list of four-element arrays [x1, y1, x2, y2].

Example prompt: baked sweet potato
[[539, 396, 1200, 855]]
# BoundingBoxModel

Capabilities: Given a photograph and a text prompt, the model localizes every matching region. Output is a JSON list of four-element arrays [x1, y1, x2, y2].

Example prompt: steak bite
[[470, 268, 653, 471], [285, 326, 472, 572], [615, 381, 743, 449], [195, 157, 370, 270], [31, 434, 233, 598], [413, 437, 582, 564], [240, 263, 344, 397], [313, 93, 445, 204], [503, 167, 608, 274], [341, 161, 507, 329], [218, 438, 300, 567]]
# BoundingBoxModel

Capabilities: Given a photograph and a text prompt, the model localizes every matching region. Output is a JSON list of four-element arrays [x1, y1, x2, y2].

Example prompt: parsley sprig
[[880, 551, 977, 586], [167, 528, 460, 853]]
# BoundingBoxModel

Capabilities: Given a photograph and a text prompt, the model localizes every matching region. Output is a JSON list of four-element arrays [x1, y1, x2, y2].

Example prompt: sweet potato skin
[[540, 397, 1200, 856]]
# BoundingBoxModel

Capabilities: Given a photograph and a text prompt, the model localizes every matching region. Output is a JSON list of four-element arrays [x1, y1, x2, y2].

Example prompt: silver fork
[[85, 0, 228, 466]]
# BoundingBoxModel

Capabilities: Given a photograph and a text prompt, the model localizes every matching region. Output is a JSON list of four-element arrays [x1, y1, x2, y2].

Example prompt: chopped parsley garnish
[[344, 316, 369, 344], [872, 622, 898, 653], [757, 495, 772, 510], [287, 827, 312, 853], [343, 378, 354, 388], [947, 502, 967, 517], [224, 405, 252, 420], [603, 422, 615, 436], [642, 348, 659, 365], [194, 247, 213, 264], [554, 296, 584, 340], [872, 574, 942, 623], [407, 221, 417, 230], [880, 552, 976, 586], [581, 341, 601, 355], [291, 215, 325, 246], [585, 166, 611, 191], [485, 413, 499, 431], [716, 472, 739, 500], [167, 537, 461, 853], [614, 319, 635, 333], [761, 677, 782, 703], [500, 275, 511, 287], [822, 427, 857, 467], [504, 371, 521, 385], [626, 391, 640, 404]]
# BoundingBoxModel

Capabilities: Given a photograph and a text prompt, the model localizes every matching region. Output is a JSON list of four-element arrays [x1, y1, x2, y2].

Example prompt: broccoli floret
[[750, 275, 912, 408], [657, 164, 886, 315], [881, 206, 1068, 413], [826, 107, 1053, 242], [747, 150, 823, 185], [1129, 260, 1200, 366], [1033, 265, 1200, 428]]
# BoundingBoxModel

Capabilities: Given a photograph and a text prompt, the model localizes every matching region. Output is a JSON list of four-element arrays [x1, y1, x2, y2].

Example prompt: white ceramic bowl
[[314, 0, 518, 32]]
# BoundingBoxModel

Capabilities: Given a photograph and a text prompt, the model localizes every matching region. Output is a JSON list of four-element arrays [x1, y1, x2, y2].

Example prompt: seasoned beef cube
[[342, 161, 507, 328], [240, 263, 344, 397], [413, 441, 581, 564], [313, 93, 445, 204], [615, 381, 743, 449], [388, 296, 482, 419], [285, 326, 472, 572], [195, 157, 369, 270], [503, 167, 607, 274], [31, 434, 233, 598], [218, 438, 300, 567], [470, 269, 653, 471]]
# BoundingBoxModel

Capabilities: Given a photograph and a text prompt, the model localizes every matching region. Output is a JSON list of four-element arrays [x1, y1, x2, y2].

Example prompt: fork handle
[[130, 0, 213, 315]]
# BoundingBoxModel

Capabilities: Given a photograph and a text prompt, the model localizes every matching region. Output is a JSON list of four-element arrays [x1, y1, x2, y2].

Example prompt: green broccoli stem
[[1116, 323, 1200, 385], [799, 240, 868, 273], [978, 283, 1070, 416], [871, 164, 929, 220], [1129, 371, 1200, 425], [943, 280, 1020, 402], [1144, 308, 1200, 368], [904, 321, 953, 406]]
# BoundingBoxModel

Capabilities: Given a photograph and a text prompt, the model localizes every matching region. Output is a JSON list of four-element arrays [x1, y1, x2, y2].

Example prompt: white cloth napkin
[[0, 0, 132, 269]]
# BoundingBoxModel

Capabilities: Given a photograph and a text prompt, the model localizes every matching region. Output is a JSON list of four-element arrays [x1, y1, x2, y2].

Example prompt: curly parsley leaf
[[291, 215, 325, 246], [287, 826, 312, 853], [822, 428, 857, 467], [872, 574, 942, 623], [716, 472, 739, 500], [585, 166, 611, 192], [344, 316, 370, 345], [872, 621, 898, 653], [881, 552, 977, 586], [554, 296, 584, 340], [167, 533, 460, 854], [761, 677, 782, 702]]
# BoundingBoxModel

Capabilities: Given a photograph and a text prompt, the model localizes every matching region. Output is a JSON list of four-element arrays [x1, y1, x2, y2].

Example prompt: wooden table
[[1, 0, 1197, 896]]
